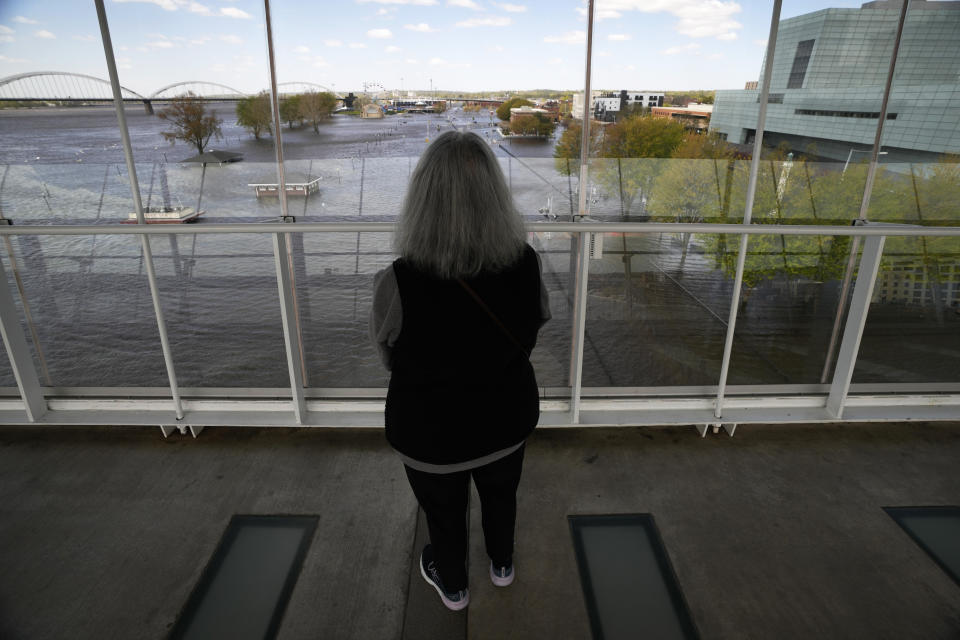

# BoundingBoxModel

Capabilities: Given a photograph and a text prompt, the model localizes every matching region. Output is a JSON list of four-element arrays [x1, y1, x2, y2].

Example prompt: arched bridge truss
[[0, 72, 342, 106]]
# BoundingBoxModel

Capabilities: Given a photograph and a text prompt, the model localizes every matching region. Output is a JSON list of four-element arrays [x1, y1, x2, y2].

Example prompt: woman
[[370, 131, 550, 611]]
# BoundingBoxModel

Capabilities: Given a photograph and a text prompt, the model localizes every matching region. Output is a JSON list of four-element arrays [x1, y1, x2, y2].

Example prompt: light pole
[[843, 148, 887, 175]]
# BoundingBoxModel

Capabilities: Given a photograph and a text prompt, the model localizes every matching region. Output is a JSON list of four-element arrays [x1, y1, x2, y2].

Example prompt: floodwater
[[0, 104, 956, 390]]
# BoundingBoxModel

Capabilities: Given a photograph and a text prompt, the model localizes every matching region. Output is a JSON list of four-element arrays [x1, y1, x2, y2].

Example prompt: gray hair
[[395, 131, 527, 279]]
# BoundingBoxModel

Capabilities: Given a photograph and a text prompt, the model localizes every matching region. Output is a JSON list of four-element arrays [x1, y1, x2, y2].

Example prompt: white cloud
[[664, 42, 701, 55], [717, 31, 736, 40], [294, 45, 310, 53], [708, 52, 724, 59], [404, 23, 438, 32], [625, 64, 635, 71], [404, 58, 418, 64], [117, 57, 133, 69], [607, 33, 630, 40], [313, 56, 329, 67], [72, 34, 98, 42], [496, 2, 526, 11], [220, 34, 243, 44], [456, 16, 511, 27], [430, 57, 446, 65], [119, 45, 129, 51], [189, 38, 208, 45], [0, 35, 14, 43], [597, 49, 611, 57], [487, 44, 504, 52], [147, 40, 174, 48], [367, 28, 393, 38], [543, 30, 584, 44], [325, 39, 343, 47], [0, 54, 28, 62], [447, 0, 481, 8], [34, 30, 56, 39], [13, 16, 39, 24], [580, 0, 742, 39], [188, 2, 213, 15], [219, 7, 251, 18], [377, 8, 390, 14], [349, 42, 367, 48], [358, 0, 438, 5], [753, 38, 767, 46], [0, 25, 14, 34], [548, 57, 562, 64], [113, 0, 179, 10], [385, 45, 402, 52]]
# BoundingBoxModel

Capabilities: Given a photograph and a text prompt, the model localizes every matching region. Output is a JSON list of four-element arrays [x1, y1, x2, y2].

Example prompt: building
[[710, 0, 960, 162], [572, 90, 665, 122], [360, 103, 384, 119], [651, 103, 714, 132], [509, 105, 549, 124]]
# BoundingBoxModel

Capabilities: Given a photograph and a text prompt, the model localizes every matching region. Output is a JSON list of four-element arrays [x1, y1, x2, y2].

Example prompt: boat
[[123, 206, 203, 224]]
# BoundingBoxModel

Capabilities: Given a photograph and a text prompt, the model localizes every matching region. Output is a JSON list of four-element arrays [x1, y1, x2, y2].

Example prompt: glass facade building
[[710, 0, 960, 162]]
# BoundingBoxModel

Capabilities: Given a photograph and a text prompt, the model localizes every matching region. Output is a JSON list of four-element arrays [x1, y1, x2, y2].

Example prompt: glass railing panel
[[0, 234, 167, 386], [529, 231, 574, 388], [154, 233, 288, 388], [297, 231, 391, 388], [581, 232, 734, 387], [726, 233, 848, 384], [852, 234, 960, 384], [503, 158, 577, 221], [643, 158, 753, 225], [866, 162, 960, 226], [0, 162, 135, 224]]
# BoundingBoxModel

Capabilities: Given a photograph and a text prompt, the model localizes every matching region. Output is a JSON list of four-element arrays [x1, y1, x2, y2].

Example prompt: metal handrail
[[1, 221, 959, 237]]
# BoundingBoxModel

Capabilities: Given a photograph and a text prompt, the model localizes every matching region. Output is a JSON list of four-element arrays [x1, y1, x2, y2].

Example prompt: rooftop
[[2, 421, 959, 638]]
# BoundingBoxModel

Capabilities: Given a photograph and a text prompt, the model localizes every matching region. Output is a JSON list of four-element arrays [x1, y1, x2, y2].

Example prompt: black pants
[[403, 444, 525, 592]]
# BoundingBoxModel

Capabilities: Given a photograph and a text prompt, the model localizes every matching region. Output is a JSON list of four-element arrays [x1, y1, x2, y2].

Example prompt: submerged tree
[[299, 91, 338, 133], [157, 92, 223, 154], [236, 92, 273, 140], [279, 94, 303, 129]]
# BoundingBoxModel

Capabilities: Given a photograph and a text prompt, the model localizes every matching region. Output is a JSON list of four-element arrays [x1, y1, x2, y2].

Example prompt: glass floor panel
[[169, 515, 319, 640], [884, 506, 960, 588], [569, 514, 699, 640]]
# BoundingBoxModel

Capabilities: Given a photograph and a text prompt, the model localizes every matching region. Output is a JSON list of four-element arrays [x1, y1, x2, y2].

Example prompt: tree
[[595, 114, 687, 216], [236, 92, 272, 139], [553, 120, 602, 175], [496, 98, 533, 122], [157, 92, 223, 155], [279, 94, 303, 129], [509, 113, 555, 137], [299, 91, 337, 133]]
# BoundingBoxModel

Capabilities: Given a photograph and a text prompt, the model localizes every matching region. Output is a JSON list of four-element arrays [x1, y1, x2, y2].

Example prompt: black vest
[[385, 244, 542, 465]]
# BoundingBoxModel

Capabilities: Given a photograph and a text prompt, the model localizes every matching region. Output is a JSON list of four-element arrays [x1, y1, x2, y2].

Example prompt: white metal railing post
[[826, 229, 886, 418], [273, 232, 307, 423], [714, 0, 782, 420], [0, 257, 46, 421], [569, 231, 591, 423], [94, 0, 184, 421]]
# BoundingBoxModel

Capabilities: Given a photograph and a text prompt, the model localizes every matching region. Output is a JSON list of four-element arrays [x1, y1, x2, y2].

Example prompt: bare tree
[[157, 92, 223, 154]]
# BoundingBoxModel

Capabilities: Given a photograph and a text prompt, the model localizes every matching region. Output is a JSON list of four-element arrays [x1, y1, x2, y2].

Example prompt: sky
[[0, 0, 870, 94]]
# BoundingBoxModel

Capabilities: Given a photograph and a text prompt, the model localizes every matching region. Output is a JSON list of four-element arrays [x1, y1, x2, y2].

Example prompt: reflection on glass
[[0, 235, 168, 386], [582, 233, 732, 387], [155, 233, 288, 388], [853, 235, 960, 384], [727, 234, 847, 384]]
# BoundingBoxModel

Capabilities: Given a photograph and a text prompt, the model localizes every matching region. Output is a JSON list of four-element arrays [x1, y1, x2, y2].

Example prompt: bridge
[[0, 72, 340, 113]]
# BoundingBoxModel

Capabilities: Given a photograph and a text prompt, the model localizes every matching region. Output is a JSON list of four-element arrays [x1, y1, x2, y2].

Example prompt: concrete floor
[[1, 422, 959, 639]]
